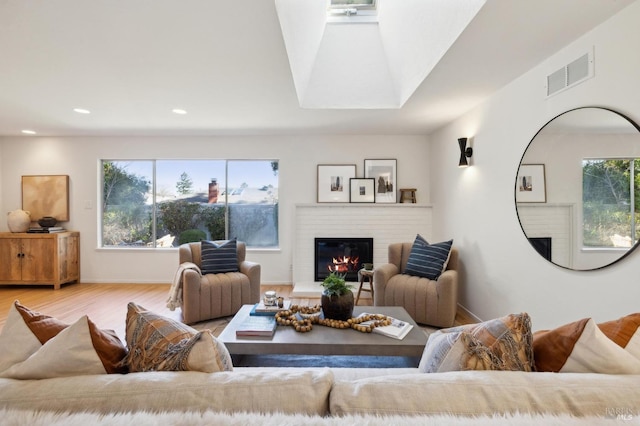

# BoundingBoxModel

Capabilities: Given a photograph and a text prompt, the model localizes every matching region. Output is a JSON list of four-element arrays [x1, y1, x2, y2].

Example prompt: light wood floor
[[0, 283, 475, 340]]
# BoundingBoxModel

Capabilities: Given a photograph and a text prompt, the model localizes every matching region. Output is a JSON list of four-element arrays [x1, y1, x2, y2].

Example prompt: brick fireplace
[[292, 204, 433, 296]]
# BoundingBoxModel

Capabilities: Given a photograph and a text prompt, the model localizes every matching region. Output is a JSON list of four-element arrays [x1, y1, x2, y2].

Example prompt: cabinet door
[[21, 238, 55, 282], [0, 238, 22, 281]]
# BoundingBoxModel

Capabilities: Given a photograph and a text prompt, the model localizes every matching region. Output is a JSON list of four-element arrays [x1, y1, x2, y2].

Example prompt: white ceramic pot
[[7, 209, 31, 232]]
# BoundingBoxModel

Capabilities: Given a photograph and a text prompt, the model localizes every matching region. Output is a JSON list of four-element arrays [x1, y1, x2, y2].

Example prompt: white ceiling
[[0, 0, 635, 137]]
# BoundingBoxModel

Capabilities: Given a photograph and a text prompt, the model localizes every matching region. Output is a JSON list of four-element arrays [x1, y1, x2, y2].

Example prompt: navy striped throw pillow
[[201, 239, 239, 274], [404, 236, 453, 280]]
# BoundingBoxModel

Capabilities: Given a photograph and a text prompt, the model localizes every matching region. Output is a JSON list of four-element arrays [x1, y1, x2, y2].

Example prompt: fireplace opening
[[529, 237, 552, 261], [314, 238, 373, 282]]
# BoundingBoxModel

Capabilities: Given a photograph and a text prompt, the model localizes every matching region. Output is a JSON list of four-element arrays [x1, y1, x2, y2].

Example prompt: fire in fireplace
[[314, 237, 373, 282]]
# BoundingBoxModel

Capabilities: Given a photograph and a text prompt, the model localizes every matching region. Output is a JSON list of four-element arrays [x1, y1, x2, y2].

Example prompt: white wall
[[429, 1, 640, 329], [0, 134, 429, 284]]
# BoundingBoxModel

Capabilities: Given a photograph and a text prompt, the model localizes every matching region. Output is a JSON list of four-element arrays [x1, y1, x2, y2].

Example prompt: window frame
[[100, 158, 279, 250]]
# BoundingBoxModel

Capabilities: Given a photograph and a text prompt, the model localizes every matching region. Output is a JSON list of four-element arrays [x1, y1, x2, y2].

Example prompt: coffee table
[[219, 305, 429, 367]]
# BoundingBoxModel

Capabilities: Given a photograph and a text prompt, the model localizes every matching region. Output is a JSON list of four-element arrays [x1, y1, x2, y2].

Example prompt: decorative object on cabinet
[[0, 231, 79, 289], [7, 210, 31, 233], [364, 159, 397, 203], [317, 164, 356, 203], [349, 178, 375, 203], [21, 175, 70, 222], [37, 216, 58, 228]]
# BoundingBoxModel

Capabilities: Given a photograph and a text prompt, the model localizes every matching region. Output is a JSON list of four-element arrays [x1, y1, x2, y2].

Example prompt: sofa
[[1, 302, 639, 424], [0, 368, 639, 424]]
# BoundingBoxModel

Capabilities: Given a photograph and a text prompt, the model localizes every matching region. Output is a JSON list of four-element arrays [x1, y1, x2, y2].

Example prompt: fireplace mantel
[[292, 203, 433, 296]]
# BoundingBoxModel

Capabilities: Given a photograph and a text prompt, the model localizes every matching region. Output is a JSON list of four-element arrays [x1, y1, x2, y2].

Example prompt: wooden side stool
[[399, 188, 417, 203], [356, 269, 374, 305]]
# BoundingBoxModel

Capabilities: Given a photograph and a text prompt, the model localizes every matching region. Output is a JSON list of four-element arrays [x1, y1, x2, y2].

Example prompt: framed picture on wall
[[317, 164, 356, 203], [364, 159, 397, 203], [516, 164, 546, 203], [349, 178, 375, 203], [22, 175, 70, 221]]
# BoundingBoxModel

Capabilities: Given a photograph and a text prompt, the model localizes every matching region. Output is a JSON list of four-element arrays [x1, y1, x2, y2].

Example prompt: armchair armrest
[[240, 260, 261, 303], [372, 263, 399, 306]]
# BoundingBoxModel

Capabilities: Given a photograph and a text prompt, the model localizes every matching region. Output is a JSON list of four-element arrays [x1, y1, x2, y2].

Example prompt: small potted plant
[[320, 271, 354, 321]]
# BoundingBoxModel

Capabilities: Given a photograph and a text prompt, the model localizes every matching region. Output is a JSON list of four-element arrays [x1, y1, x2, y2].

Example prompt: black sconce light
[[458, 137, 473, 168]]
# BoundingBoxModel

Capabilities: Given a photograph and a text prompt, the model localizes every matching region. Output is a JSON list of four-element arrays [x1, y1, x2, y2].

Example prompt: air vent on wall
[[546, 48, 594, 97]]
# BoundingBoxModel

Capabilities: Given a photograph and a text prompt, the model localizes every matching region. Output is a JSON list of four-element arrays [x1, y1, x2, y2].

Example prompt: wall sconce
[[458, 137, 473, 168]]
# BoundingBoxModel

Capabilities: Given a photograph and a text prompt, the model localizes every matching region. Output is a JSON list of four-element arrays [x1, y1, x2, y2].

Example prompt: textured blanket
[[166, 262, 200, 310], [0, 409, 623, 425]]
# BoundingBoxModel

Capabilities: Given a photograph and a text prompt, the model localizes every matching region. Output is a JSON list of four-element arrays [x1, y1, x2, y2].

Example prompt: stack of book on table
[[235, 315, 277, 338], [357, 313, 414, 340], [27, 226, 66, 233], [250, 299, 292, 316]]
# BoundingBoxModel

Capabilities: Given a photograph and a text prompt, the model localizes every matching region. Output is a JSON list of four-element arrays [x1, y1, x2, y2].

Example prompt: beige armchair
[[178, 241, 260, 324], [373, 243, 458, 328]]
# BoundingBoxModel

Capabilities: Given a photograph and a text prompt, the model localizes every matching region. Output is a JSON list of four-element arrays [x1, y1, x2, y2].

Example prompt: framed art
[[22, 175, 70, 221], [349, 178, 375, 203], [364, 159, 397, 203], [516, 164, 546, 203], [317, 164, 356, 203]]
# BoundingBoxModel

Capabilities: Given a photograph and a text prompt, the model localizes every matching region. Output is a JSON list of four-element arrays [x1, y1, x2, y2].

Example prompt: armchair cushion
[[201, 239, 239, 274], [404, 236, 453, 280]]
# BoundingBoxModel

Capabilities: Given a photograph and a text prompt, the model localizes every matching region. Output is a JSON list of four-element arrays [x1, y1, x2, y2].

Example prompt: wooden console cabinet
[[0, 231, 79, 289]]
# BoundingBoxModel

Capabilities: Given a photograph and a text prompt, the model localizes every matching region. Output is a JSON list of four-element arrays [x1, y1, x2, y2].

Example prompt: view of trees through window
[[583, 158, 639, 248], [102, 159, 279, 248]]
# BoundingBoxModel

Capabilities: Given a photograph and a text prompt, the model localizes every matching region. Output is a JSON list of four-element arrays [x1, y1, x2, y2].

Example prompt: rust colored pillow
[[0, 300, 127, 376], [533, 317, 640, 373], [598, 313, 640, 348]]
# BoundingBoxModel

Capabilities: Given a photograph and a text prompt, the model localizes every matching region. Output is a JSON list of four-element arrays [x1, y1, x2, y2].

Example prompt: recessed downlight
[[73, 108, 91, 114], [172, 108, 187, 115], [21, 130, 37, 135]]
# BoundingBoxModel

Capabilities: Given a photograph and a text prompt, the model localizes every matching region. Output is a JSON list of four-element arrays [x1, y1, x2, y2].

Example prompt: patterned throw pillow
[[404, 235, 453, 280], [418, 313, 535, 373], [0, 301, 127, 378], [533, 317, 640, 373], [123, 302, 233, 373], [201, 239, 239, 274]]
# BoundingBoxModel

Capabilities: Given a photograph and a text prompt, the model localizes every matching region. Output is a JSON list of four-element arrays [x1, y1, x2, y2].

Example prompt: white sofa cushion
[[330, 370, 640, 417], [0, 369, 334, 415]]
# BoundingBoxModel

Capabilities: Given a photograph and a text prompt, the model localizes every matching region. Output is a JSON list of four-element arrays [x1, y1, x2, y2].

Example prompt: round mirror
[[516, 107, 640, 270]]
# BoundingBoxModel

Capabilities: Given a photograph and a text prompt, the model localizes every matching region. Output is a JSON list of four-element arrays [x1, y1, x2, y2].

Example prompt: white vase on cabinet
[[7, 209, 31, 233]]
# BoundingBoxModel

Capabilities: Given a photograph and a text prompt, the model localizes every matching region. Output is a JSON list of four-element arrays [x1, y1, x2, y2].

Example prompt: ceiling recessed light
[[21, 130, 36, 135], [73, 108, 91, 114], [172, 108, 187, 115]]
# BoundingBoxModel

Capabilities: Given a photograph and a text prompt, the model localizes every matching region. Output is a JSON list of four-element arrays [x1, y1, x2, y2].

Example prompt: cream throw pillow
[[534, 317, 640, 373], [1, 316, 109, 379]]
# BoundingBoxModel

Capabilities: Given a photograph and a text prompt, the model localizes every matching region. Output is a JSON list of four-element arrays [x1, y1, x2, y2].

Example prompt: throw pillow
[[533, 317, 640, 373], [0, 315, 128, 379], [0, 301, 68, 372], [122, 302, 233, 373], [418, 312, 534, 373], [598, 313, 640, 360], [201, 239, 239, 274], [0, 301, 127, 377], [404, 235, 453, 280]]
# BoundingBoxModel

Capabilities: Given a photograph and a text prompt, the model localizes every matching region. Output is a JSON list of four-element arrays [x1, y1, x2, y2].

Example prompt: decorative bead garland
[[275, 304, 392, 333]]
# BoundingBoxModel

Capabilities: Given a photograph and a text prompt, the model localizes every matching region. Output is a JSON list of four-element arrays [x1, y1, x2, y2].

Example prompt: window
[[101, 159, 279, 249], [583, 158, 639, 248], [327, 0, 376, 16]]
